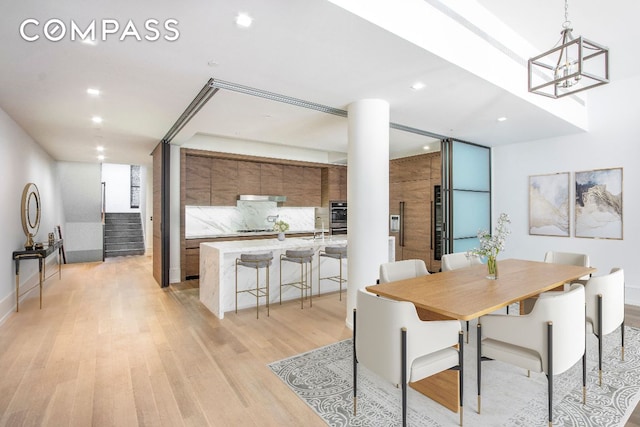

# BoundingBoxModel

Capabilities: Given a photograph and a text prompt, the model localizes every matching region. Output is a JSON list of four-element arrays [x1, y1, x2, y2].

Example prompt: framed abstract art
[[529, 172, 570, 236], [575, 167, 623, 239]]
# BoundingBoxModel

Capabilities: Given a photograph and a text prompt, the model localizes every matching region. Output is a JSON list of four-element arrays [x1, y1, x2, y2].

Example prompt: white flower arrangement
[[472, 213, 511, 260], [273, 220, 290, 233]]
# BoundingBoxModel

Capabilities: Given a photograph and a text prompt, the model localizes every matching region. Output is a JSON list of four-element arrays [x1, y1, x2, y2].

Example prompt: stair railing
[[101, 181, 106, 261]]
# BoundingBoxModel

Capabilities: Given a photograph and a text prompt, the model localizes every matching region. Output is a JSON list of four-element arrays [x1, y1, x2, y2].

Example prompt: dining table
[[365, 258, 596, 413]]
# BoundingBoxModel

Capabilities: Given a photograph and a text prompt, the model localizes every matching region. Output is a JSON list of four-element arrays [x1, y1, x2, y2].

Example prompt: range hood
[[238, 195, 287, 202]]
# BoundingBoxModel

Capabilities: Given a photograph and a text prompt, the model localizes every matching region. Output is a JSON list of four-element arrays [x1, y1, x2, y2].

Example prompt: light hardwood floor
[[0, 255, 638, 426]]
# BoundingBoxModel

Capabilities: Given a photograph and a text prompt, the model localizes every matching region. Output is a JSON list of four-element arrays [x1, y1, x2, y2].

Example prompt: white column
[[346, 99, 390, 327]]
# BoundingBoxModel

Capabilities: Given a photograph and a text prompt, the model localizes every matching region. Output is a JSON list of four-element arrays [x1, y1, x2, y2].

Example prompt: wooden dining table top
[[365, 258, 596, 321]]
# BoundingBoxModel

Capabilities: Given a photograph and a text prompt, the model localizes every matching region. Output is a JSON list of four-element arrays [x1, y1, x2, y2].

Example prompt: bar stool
[[235, 251, 273, 319], [318, 246, 347, 300], [280, 248, 314, 309]]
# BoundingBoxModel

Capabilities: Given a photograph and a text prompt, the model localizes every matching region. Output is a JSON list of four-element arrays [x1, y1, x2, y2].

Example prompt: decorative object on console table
[[273, 220, 289, 241], [21, 182, 41, 250], [471, 213, 511, 280]]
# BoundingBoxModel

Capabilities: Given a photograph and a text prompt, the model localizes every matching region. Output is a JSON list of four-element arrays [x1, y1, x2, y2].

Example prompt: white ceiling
[[1, 0, 638, 166]]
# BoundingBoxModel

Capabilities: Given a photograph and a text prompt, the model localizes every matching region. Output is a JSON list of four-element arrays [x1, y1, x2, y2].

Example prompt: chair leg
[[339, 257, 343, 301], [255, 268, 260, 319], [401, 327, 407, 427], [235, 262, 239, 314], [598, 294, 603, 386], [459, 330, 464, 426], [547, 321, 553, 427], [300, 263, 304, 309], [622, 319, 625, 361], [266, 265, 270, 317], [279, 258, 283, 305], [353, 309, 357, 415], [309, 259, 313, 308], [466, 321, 469, 344], [477, 323, 481, 414], [582, 351, 586, 404]]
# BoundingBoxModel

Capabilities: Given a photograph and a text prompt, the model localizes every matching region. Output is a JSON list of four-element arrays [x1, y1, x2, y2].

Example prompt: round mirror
[[21, 183, 41, 247]]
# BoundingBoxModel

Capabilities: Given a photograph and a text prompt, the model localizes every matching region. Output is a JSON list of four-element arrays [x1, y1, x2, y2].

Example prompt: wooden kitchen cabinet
[[321, 166, 347, 206], [237, 161, 261, 195], [282, 165, 305, 205], [260, 163, 284, 195], [389, 152, 441, 272], [185, 155, 212, 205], [302, 167, 322, 206], [211, 158, 238, 205]]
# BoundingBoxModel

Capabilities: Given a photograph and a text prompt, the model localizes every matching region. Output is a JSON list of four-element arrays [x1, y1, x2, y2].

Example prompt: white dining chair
[[544, 251, 591, 281], [379, 259, 429, 283], [441, 252, 482, 272], [522, 250, 591, 314], [584, 267, 625, 385], [354, 289, 464, 426], [477, 284, 586, 426], [441, 252, 484, 342]]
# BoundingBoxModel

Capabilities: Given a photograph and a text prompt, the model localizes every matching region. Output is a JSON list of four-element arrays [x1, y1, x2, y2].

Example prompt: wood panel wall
[[390, 152, 442, 272]]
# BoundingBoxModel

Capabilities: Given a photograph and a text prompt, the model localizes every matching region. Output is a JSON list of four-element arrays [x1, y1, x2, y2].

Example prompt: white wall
[[0, 107, 63, 322], [58, 162, 103, 263], [493, 75, 640, 304], [102, 163, 138, 213]]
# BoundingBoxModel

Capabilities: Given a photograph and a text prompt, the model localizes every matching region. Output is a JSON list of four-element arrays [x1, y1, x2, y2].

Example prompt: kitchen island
[[199, 236, 395, 318]]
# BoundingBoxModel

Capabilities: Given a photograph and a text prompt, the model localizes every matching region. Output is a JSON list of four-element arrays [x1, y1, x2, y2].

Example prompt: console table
[[12, 239, 63, 312]]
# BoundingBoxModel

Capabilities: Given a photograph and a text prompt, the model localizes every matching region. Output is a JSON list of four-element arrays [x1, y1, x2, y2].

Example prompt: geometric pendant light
[[528, 0, 609, 98]]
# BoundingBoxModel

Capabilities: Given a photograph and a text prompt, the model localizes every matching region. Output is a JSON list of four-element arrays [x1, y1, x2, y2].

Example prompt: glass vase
[[277, 232, 285, 241], [486, 256, 498, 279]]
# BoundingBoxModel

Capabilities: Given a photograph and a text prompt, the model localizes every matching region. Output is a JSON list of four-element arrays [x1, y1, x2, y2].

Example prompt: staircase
[[104, 212, 145, 258]]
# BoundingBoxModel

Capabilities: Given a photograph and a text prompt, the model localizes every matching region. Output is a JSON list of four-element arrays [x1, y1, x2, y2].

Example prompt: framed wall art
[[529, 172, 570, 236], [575, 167, 623, 239]]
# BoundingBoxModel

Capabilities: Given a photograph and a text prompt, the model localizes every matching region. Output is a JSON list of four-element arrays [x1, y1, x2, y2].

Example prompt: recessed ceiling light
[[411, 82, 426, 91], [87, 88, 100, 96], [423, 145, 430, 150], [497, 116, 507, 122], [235, 13, 253, 28], [96, 146, 104, 152], [97, 155, 105, 161], [91, 116, 103, 124]]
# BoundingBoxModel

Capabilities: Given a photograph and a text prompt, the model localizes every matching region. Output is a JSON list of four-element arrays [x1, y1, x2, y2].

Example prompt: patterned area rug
[[269, 325, 640, 426]]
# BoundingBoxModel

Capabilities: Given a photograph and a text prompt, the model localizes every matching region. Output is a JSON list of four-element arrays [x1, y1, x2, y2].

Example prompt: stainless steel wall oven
[[329, 200, 347, 235]]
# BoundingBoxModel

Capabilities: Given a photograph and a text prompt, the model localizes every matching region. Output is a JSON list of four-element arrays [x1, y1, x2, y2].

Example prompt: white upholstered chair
[[379, 259, 429, 283], [477, 284, 586, 426], [584, 267, 625, 385], [522, 250, 591, 314], [544, 251, 591, 281], [441, 252, 482, 272], [441, 252, 483, 341], [354, 289, 464, 426]]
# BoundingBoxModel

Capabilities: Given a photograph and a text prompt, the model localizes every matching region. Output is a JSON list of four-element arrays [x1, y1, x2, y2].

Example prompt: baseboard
[[626, 286, 640, 307]]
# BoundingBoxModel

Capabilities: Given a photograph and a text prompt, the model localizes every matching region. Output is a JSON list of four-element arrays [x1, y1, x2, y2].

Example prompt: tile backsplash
[[186, 201, 316, 238]]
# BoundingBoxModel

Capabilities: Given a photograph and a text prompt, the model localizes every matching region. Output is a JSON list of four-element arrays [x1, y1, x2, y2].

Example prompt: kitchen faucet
[[315, 216, 326, 241]]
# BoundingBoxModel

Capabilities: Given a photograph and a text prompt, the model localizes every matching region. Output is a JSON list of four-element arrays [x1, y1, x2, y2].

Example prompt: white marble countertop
[[201, 236, 347, 253], [186, 229, 328, 240]]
